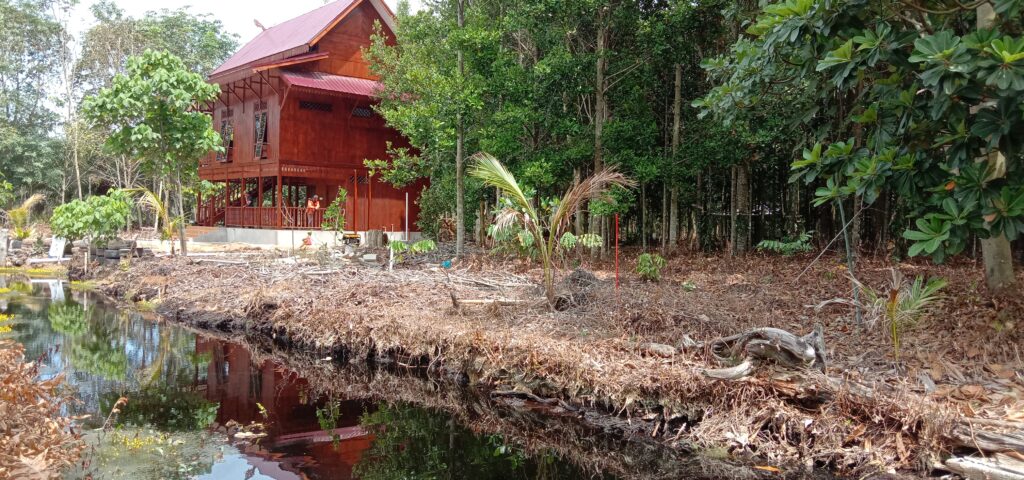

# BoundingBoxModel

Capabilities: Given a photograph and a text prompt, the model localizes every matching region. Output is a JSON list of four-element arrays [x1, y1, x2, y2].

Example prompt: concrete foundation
[[193, 227, 421, 249]]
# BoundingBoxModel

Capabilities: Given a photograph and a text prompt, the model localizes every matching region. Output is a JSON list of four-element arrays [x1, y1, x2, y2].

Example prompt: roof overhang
[[280, 71, 381, 98]]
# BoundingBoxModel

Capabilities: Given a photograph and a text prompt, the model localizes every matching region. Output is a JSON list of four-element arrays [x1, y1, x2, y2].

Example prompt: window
[[254, 109, 268, 159], [352, 106, 374, 118], [216, 120, 234, 162], [299, 100, 333, 112]]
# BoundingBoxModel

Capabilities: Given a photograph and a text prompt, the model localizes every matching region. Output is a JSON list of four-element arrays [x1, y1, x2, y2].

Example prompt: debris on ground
[[96, 249, 1024, 477]]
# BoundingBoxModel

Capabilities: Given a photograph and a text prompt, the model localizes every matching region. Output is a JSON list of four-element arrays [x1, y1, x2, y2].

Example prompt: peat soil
[[95, 248, 1024, 478]]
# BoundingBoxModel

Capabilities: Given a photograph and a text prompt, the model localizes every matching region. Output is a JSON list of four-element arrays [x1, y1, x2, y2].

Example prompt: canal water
[[0, 277, 618, 480]]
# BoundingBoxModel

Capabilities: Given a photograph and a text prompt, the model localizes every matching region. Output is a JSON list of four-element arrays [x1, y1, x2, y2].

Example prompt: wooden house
[[195, 0, 424, 237]]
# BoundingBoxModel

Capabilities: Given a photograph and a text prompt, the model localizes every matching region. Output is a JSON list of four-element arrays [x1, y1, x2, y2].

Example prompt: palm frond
[[17, 194, 45, 212], [6, 194, 45, 229], [468, 152, 538, 222], [550, 166, 636, 235]]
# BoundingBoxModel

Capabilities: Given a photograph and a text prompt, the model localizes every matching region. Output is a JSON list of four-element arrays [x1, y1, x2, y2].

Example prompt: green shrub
[[756, 231, 813, 256], [636, 253, 667, 281], [322, 187, 348, 236]]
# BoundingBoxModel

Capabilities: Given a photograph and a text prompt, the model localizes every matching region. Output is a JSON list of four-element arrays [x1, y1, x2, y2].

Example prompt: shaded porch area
[[196, 164, 424, 233]]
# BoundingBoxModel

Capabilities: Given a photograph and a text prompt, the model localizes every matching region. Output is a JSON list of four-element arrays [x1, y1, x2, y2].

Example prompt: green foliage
[[316, 399, 344, 449], [0, 178, 13, 208], [83, 49, 221, 253], [698, 0, 1024, 270], [635, 253, 667, 282], [322, 188, 348, 235], [50, 190, 131, 243], [48, 302, 91, 337], [756, 232, 813, 256], [855, 270, 947, 359], [389, 239, 437, 265], [354, 403, 550, 480]]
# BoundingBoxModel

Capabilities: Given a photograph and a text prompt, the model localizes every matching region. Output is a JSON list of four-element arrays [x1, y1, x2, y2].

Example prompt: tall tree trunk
[[174, 172, 188, 257], [641, 183, 647, 250], [661, 182, 667, 252], [851, 195, 862, 253], [786, 181, 801, 238], [976, 2, 1017, 294], [669, 63, 682, 251], [590, 17, 608, 257], [732, 160, 751, 255], [455, 0, 466, 257]]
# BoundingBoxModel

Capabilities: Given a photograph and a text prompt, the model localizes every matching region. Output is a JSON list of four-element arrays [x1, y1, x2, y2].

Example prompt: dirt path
[[97, 252, 1024, 478]]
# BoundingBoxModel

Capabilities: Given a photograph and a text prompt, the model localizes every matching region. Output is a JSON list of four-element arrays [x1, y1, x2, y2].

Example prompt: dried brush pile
[[0, 339, 85, 479], [100, 253, 1023, 477]]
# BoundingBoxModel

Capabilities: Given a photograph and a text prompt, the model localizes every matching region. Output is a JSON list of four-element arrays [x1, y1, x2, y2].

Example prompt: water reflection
[[0, 278, 605, 480]]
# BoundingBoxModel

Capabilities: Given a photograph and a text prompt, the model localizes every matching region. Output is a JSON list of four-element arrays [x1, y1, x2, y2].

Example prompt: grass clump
[[135, 300, 159, 312]]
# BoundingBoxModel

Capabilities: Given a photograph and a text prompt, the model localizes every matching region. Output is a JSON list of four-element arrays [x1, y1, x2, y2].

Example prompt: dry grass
[[0, 340, 85, 479], [98, 250, 1024, 476]]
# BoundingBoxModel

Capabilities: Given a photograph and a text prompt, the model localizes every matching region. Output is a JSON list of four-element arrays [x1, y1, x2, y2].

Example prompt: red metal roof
[[280, 71, 381, 97], [210, 0, 359, 78]]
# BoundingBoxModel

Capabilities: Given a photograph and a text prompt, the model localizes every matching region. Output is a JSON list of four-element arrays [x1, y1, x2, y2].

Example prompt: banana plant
[[469, 152, 635, 303]]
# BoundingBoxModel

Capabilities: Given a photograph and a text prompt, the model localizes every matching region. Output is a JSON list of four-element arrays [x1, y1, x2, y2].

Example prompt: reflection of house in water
[[196, 338, 374, 479]]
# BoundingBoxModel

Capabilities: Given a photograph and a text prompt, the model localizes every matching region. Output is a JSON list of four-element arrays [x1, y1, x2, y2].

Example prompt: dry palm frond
[[5, 194, 45, 229], [550, 167, 635, 235]]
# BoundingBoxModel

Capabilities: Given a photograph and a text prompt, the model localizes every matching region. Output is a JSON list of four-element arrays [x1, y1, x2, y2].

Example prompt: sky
[[69, 0, 422, 45]]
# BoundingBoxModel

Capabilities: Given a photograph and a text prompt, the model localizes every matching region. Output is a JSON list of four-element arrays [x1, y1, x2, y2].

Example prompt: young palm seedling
[[469, 152, 634, 303], [853, 269, 947, 359]]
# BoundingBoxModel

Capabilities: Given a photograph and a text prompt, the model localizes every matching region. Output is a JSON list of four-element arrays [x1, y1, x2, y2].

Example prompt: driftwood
[[950, 424, 1024, 455], [945, 454, 1024, 480], [704, 325, 826, 380]]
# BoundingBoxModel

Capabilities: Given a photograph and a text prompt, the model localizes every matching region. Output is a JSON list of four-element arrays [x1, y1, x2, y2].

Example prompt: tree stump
[[364, 230, 385, 248]]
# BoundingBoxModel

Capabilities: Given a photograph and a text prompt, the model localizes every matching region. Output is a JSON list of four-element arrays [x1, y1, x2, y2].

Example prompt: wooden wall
[[299, 2, 395, 80], [208, 91, 281, 168]]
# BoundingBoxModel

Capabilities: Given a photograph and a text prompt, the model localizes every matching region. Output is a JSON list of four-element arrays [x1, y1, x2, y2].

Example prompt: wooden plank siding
[[197, 0, 423, 232]]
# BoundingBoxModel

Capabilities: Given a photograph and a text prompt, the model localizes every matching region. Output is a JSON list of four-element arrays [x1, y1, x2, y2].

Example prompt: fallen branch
[[945, 454, 1024, 480], [704, 325, 826, 380]]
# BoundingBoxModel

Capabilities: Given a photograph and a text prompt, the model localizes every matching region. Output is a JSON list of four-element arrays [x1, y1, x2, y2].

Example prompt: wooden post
[[276, 173, 283, 229], [353, 169, 359, 232], [257, 172, 263, 228], [367, 173, 373, 230]]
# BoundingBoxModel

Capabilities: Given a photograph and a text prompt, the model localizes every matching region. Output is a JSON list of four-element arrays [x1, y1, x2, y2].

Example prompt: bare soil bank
[[97, 252, 1024, 478]]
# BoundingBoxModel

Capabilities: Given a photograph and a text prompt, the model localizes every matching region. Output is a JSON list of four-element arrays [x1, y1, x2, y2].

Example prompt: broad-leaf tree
[[82, 49, 222, 256], [697, 0, 1024, 295]]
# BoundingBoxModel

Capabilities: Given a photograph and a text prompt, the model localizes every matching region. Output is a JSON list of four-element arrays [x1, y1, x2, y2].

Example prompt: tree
[[697, 0, 1023, 294], [82, 50, 222, 256], [366, 0, 487, 257], [0, 0, 65, 199], [50, 190, 131, 271], [469, 152, 634, 303]]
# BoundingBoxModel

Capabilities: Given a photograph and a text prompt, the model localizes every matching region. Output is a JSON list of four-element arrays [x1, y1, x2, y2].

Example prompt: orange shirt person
[[306, 195, 321, 227]]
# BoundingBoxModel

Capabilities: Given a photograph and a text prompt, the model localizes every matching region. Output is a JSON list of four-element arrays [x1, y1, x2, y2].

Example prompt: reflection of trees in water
[[355, 402, 575, 480], [48, 301, 90, 336], [100, 387, 218, 431], [68, 428, 226, 480]]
